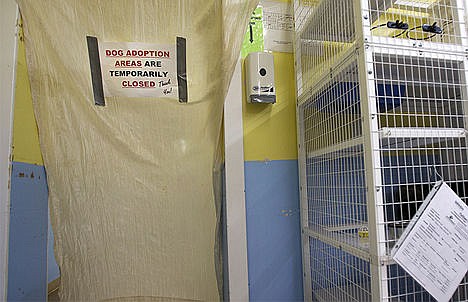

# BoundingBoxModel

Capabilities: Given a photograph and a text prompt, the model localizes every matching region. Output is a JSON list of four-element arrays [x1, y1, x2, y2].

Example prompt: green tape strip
[[241, 7, 264, 58]]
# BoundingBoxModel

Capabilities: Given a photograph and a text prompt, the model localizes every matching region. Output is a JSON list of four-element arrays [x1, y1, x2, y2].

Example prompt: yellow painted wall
[[242, 51, 298, 161], [12, 18, 43, 165]]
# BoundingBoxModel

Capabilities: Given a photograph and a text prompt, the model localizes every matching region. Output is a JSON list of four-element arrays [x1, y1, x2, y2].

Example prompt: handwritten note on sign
[[99, 42, 178, 98]]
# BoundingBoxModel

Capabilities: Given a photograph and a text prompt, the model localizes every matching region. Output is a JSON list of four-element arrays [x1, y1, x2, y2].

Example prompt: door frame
[[0, 0, 19, 299], [224, 58, 250, 301]]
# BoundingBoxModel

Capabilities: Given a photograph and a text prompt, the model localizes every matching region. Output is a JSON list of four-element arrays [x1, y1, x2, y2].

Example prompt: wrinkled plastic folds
[[16, 1, 257, 301]]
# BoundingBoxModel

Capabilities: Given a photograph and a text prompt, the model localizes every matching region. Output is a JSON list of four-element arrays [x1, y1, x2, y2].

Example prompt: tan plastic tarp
[[16, 1, 257, 301]]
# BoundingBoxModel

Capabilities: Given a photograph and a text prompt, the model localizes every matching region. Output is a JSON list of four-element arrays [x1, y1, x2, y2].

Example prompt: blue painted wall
[[7, 162, 48, 301], [47, 214, 60, 283], [241, 8, 302, 298], [245, 160, 303, 301]]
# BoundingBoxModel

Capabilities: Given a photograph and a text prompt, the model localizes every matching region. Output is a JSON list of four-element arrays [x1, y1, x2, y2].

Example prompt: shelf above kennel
[[379, 127, 467, 149]]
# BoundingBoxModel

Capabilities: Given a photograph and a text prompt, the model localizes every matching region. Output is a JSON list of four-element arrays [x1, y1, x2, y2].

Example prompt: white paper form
[[392, 182, 468, 302], [261, 0, 294, 53]]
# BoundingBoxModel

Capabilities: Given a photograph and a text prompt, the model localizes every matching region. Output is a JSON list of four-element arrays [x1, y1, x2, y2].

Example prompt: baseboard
[[48, 277, 60, 295]]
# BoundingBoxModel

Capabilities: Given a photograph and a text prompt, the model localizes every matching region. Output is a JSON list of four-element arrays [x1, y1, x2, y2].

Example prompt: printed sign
[[262, 0, 294, 53], [241, 1, 294, 57], [392, 182, 468, 302], [99, 42, 178, 98]]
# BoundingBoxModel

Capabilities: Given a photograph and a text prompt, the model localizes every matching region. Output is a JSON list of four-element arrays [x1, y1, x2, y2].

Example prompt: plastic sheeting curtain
[[15, 1, 257, 301]]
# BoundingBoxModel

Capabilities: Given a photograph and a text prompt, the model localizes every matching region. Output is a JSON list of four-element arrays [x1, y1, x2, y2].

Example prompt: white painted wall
[[0, 0, 19, 299], [224, 58, 250, 301]]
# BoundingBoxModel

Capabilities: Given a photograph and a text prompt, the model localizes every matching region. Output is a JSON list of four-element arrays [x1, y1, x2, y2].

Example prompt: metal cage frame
[[295, 0, 468, 301]]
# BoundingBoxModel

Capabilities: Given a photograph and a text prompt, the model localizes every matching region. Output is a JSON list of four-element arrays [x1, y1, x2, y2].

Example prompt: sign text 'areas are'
[[99, 42, 178, 98]]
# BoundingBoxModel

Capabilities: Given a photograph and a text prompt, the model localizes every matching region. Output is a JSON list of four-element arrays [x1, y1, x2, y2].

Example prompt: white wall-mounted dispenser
[[244, 52, 276, 104]]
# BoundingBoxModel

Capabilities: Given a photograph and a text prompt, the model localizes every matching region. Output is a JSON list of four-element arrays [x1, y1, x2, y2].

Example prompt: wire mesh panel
[[386, 264, 437, 301], [369, 51, 468, 253], [301, 60, 369, 251], [306, 145, 367, 250], [368, 47, 468, 302], [309, 237, 372, 302], [294, 0, 357, 97], [300, 57, 372, 297], [302, 61, 362, 151], [386, 265, 468, 301], [366, 0, 464, 45]]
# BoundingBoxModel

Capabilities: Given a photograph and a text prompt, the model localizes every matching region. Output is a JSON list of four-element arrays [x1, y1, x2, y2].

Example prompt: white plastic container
[[244, 52, 276, 104]]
